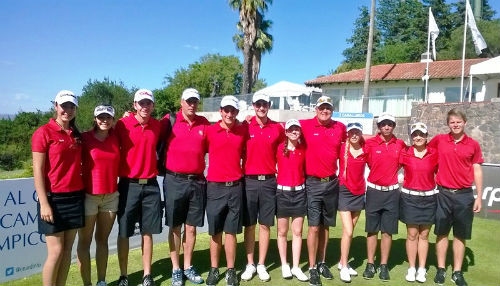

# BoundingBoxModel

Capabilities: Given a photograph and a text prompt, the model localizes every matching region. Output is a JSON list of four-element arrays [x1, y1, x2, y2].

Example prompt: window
[[445, 87, 461, 102]]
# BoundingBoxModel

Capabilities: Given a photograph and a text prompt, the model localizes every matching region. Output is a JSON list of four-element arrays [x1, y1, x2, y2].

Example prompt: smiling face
[[253, 100, 269, 119], [95, 114, 114, 131], [411, 130, 428, 147], [315, 104, 333, 125], [220, 106, 238, 127], [347, 129, 363, 145], [55, 102, 76, 123], [286, 125, 301, 142], [181, 98, 199, 118], [447, 115, 466, 136], [134, 99, 154, 119]]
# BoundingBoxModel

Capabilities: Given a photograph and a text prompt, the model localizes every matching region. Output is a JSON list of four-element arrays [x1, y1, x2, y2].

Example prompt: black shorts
[[276, 188, 307, 218], [338, 185, 365, 212], [206, 181, 243, 235], [117, 178, 162, 238], [434, 186, 474, 240], [305, 177, 339, 227], [163, 172, 206, 228], [38, 190, 85, 234], [365, 186, 400, 234], [243, 177, 277, 226], [399, 191, 437, 225]]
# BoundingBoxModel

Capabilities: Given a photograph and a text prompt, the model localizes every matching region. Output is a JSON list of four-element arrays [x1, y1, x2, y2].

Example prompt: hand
[[40, 203, 54, 223], [473, 197, 482, 213], [245, 115, 252, 123], [122, 110, 132, 118]]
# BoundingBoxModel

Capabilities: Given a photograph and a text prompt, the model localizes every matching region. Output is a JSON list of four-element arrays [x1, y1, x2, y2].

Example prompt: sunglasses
[[254, 101, 269, 108], [347, 122, 362, 129], [222, 106, 238, 113]]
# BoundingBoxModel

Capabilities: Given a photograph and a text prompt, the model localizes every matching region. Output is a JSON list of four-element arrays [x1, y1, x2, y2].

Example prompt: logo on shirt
[[250, 135, 255, 138], [199, 130, 203, 136], [376, 150, 381, 153], [59, 139, 65, 142], [313, 133, 319, 136]]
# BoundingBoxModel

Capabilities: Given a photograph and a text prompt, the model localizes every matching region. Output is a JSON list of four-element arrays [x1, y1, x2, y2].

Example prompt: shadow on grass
[[107, 235, 474, 285]]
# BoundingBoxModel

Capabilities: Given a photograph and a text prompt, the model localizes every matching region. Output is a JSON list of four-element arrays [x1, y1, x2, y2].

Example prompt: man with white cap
[[362, 112, 406, 282], [160, 88, 210, 286], [300, 95, 346, 286], [205, 95, 248, 286], [114, 89, 162, 286], [241, 93, 284, 282]]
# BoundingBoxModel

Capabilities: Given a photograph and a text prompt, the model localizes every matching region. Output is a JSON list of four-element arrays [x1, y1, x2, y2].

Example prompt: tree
[[229, 0, 272, 94], [77, 78, 133, 131], [362, 0, 377, 113], [451, 0, 496, 29], [422, 0, 454, 52]]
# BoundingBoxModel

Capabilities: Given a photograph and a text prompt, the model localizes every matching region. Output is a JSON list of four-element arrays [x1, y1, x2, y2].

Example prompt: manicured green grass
[[4, 214, 500, 286]]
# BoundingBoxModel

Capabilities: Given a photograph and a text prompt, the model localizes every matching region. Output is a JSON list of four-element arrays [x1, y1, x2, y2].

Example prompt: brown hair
[[447, 108, 467, 123]]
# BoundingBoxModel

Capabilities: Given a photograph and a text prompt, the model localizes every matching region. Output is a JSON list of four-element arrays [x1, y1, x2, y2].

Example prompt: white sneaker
[[96, 281, 107, 286], [338, 262, 358, 276], [291, 267, 309, 282], [416, 267, 427, 283], [256, 264, 270, 281], [281, 264, 292, 279], [339, 267, 351, 283], [405, 267, 416, 282], [241, 264, 256, 281]]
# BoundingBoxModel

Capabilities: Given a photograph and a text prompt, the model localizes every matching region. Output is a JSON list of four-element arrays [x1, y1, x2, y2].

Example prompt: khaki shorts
[[84, 192, 119, 216]]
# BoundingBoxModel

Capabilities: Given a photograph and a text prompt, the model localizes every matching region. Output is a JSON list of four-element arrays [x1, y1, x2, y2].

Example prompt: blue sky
[[1, 0, 499, 114]]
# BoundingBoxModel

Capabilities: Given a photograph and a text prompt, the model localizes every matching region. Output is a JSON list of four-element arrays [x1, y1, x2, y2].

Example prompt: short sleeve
[[472, 141, 484, 164], [32, 127, 48, 153]]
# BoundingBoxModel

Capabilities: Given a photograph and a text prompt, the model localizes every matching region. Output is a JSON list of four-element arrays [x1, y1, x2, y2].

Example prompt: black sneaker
[[117, 275, 128, 286], [378, 264, 390, 281], [362, 263, 376, 280], [434, 268, 446, 285], [206, 268, 220, 286], [451, 271, 468, 286], [309, 268, 322, 286], [143, 274, 156, 286], [317, 262, 333, 280], [225, 268, 239, 286]]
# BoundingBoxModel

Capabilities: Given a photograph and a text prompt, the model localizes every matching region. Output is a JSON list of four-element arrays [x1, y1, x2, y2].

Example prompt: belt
[[246, 174, 275, 181], [438, 186, 473, 194], [210, 180, 241, 187], [277, 184, 305, 191], [124, 177, 156, 185], [401, 187, 438, 196], [367, 182, 399, 191], [166, 169, 203, 180], [307, 175, 337, 183]]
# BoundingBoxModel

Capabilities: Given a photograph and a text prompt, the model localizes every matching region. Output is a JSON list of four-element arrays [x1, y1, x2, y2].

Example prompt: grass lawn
[[4, 214, 500, 286]]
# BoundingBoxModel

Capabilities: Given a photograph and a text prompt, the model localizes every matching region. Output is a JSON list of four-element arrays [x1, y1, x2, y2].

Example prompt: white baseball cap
[[410, 122, 428, 134], [134, 89, 154, 102], [377, 112, 396, 123], [316, 95, 333, 107], [252, 93, 270, 103], [94, 105, 115, 117], [285, 119, 301, 130], [54, 90, 78, 107], [346, 122, 363, 132], [181, 88, 200, 101], [220, 95, 239, 110]]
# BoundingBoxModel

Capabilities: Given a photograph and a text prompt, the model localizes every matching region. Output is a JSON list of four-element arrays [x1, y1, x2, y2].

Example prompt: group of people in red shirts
[[32, 88, 483, 286]]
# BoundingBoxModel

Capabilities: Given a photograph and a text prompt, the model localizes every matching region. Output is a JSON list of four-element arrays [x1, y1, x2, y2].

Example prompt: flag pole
[[425, 7, 431, 103], [460, 1, 469, 102], [468, 74, 473, 102]]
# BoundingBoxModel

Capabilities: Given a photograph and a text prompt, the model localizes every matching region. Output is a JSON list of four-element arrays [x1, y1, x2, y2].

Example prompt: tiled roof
[[305, 58, 488, 85]]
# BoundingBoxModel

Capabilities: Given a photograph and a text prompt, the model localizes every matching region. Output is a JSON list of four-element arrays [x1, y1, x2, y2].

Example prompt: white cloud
[[183, 44, 200, 50]]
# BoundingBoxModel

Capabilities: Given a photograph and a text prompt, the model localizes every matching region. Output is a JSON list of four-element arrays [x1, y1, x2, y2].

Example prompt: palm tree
[[233, 11, 273, 90], [229, 0, 272, 94]]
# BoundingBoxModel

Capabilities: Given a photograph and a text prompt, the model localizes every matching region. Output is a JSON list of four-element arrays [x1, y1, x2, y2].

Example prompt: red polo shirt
[[31, 118, 84, 193], [428, 133, 484, 189], [244, 116, 285, 175], [276, 143, 306, 187], [339, 143, 368, 195], [162, 111, 210, 174], [82, 130, 120, 195], [399, 146, 438, 191], [115, 114, 161, 179], [206, 121, 248, 182], [300, 117, 346, 177], [366, 134, 407, 186]]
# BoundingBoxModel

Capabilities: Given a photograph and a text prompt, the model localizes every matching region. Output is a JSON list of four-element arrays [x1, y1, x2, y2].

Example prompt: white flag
[[429, 8, 440, 60], [466, 0, 488, 55]]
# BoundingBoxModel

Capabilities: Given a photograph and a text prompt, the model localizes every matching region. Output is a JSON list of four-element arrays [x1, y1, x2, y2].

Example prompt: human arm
[[473, 163, 483, 213], [32, 151, 53, 223]]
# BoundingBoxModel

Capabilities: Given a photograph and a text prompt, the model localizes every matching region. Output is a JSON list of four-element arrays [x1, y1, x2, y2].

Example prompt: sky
[[1, 0, 499, 114]]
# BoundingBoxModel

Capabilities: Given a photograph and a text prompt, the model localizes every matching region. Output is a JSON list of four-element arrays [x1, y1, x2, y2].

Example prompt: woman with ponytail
[[275, 119, 308, 282], [32, 90, 84, 286], [337, 122, 367, 283]]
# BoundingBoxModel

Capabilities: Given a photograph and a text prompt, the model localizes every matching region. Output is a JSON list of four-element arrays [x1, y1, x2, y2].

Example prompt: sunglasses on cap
[[347, 122, 362, 129], [411, 123, 426, 130]]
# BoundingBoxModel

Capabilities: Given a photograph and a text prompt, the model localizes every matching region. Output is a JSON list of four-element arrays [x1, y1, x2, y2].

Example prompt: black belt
[[438, 186, 472, 194], [165, 169, 204, 180], [306, 175, 337, 182], [245, 174, 275, 181], [123, 177, 156, 185], [209, 180, 241, 187]]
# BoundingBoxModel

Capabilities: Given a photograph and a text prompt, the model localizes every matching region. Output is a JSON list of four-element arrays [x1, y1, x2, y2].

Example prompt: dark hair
[[447, 108, 467, 123], [53, 103, 81, 141]]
